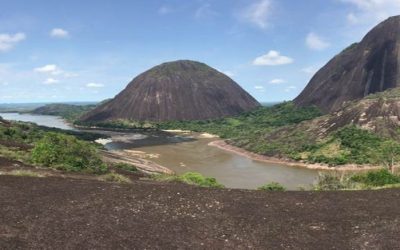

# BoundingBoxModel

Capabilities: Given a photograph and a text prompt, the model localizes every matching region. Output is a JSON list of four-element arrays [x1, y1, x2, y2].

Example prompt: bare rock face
[[80, 60, 260, 122], [294, 16, 400, 113]]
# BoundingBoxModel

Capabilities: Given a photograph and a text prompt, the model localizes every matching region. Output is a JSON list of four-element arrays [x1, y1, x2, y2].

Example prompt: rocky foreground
[[1, 172, 400, 249]]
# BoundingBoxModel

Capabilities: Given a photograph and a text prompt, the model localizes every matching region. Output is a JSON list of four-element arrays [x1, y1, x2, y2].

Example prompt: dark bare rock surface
[[295, 16, 400, 113], [80, 60, 260, 122], [1, 175, 400, 249]]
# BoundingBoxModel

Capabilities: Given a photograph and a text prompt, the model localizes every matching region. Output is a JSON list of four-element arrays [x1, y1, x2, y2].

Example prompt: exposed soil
[[1, 173, 400, 249], [0, 156, 34, 170], [0, 140, 33, 151]]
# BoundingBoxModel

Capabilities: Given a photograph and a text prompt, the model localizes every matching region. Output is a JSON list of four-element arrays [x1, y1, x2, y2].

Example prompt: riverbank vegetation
[[258, 182, 286, 191], [0, 117, 225, 189], [314, 169, 400, 190], [152, 172, 224, 188], [258, 125, 400, 169], [75, 101, 400, 168], [76, 102, 321, 137], [259, 169, 400, 191]]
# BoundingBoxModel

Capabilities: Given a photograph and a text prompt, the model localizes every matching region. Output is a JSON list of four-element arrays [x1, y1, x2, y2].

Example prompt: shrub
[[258, 182, 286, 191], [178, 172, 224, 188], [351, 169, 400, 187], [31, 132, 107, 174], [99, 172, 132, 184], [314, 173, 349, 191], [153, 172, 224, 188], [113, 162, 138, 172]]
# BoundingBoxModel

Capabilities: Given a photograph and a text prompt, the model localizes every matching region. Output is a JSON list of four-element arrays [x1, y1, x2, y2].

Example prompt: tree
[[379, 140, 400, 173]]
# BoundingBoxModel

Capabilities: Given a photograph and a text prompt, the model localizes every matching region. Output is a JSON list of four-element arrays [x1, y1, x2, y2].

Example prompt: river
[[0, 112, 321, 190]]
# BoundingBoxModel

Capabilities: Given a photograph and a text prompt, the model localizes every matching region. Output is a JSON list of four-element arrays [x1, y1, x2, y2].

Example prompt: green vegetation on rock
[[31, 132, 107, 173], [314, 169, 400, 190], [350, 169, 400, 187], [113, 162, 138, 172], [156, 102, 322, 139], [296, 126, 400, 167], [99, 172, 132, 184], [258, 182, 286, 191], [0, 120, 108, 174], [153, 172, 224, 188]]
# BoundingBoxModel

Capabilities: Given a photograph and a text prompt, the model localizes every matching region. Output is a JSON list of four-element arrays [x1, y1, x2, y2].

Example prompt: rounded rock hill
[[294, 15, 400, 113], [80, 60, 260, 122]]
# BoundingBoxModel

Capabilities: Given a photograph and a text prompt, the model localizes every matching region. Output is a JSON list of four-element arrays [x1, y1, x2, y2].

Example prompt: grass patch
[[9, 170, 43, 177], [113, 162, 138, 172], [153, 172, 224, 188], [99, 172, 132, 184], [313, 173, 352, 191], [314, 169, 400, 190], [258, 182, 286, 191], [0, 145, 31, 163], [350, 169, 400, 187]]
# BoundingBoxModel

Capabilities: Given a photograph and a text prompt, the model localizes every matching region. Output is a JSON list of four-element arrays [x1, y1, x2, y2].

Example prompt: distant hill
[[295, 15, 400, 113], [80, 60, 260, 122], [32, 103, 96, 121]]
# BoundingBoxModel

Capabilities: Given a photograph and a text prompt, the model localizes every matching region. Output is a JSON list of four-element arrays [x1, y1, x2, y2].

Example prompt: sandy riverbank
[[101, 150, 173, 174], [209, 140, 382, 172]]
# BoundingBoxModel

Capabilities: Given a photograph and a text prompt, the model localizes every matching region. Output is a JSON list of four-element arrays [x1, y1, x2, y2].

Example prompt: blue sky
[[1, 0, 400, 103]]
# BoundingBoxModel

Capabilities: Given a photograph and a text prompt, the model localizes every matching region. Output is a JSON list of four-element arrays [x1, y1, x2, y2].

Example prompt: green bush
[[314, 173, 349, 191], [31, 132, 107, 174], [351, 169, 400, 186], [258, 182, 286, 191], [153, 172, 224, 188], [178, 172, 224, 188], [114, 162, 138, 172]]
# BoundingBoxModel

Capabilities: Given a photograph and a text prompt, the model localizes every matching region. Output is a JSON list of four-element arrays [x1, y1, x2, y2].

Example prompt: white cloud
[[0, 32, 26, 52], [158, 6, 174, 15], [341, 0, 400, 25], [86, 82, 104, 88], [269, 78, 286, 84], [347, 12, 359, 24], [240, 0, 271, 29], [50, 28, 69, 38], [306, 32, 330, 51], [195, 3, 218, 19], [43, 78, 59, 85], [63, 72, 79, 78], [284, 85, 297, 92], [253, 50, 294, 66], [34, 64, 63, 75], [254, 85, 265, 91]]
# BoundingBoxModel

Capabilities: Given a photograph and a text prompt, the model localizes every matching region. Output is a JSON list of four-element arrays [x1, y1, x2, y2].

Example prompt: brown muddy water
[[1, 112, 321, 190]]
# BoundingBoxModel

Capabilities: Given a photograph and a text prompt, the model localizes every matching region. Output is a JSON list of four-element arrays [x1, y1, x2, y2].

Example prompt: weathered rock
[[295, 16, 400, 113], [282, 88, 400, 141], [80, 60, 260, 122]]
